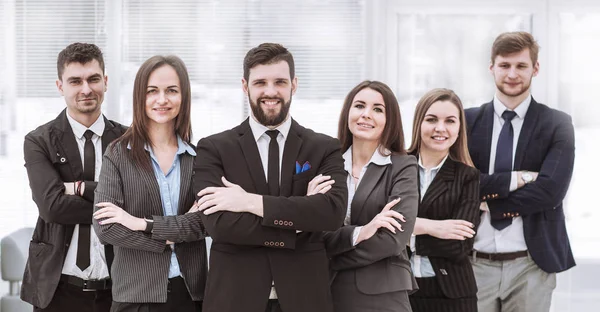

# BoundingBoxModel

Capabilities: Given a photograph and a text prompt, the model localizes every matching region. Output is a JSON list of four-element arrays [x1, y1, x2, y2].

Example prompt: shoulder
[[106, 119, 128, 135], [195, 127, 238, 150], [25, 117, 59, 142], [532, 101, 572, 124], [452, 160, 479, 181], [390, 154, 418, 175]]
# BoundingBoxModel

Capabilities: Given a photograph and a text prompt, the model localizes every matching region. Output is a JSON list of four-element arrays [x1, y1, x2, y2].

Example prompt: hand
[[480, 202, 489, 212], [187, 200, 201, 214], [421, 219, 475, 240], [64, 182, 75, 195], [94, 202, 146, 231], [306, 174, 335, 196], [197, 177, 262, 216], [356, 198, 404, 244]]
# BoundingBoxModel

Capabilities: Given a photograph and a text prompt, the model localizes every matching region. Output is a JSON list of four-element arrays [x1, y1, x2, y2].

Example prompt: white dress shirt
[[342, 146, 392, 246], [473, 94, 531, 253], [248, 114, 292, 300], [62, 111, 110, 280]]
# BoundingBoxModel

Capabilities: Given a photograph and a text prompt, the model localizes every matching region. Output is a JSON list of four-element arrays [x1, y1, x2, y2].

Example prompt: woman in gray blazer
[[313, 80, 419, 312], [92, 55, 207, 312]]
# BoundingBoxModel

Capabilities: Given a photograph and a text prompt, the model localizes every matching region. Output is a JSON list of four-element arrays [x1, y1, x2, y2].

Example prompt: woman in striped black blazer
[[92, 55, 207, 312], [407, 88, 480, 312]]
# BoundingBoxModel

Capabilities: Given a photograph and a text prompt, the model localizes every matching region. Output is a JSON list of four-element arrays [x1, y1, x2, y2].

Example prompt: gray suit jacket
[[325, 154, 419, 295], [93, 141, 207, 303]]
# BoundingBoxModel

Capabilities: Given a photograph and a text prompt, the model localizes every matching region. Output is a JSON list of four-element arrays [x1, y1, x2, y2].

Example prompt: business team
[[21, 31, 574, 312]]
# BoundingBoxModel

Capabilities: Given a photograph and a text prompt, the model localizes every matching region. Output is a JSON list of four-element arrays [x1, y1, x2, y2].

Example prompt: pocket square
[[295, 161, 311, 174]]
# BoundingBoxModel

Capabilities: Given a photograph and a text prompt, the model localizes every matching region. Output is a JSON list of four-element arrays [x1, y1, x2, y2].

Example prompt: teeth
[[358, 123, 374, 129], [432, 136, 447, 141], [155, 108, 169, 111], [262, 100, 278, 105]]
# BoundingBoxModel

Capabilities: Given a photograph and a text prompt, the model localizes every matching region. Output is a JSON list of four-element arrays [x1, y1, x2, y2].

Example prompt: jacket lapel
[[350, 163, 387, 224], [139, 157, 164, 216], [419, 159, 455, 215], [476, 102, 495, 174], [55, 110, 84, 179], [280, 120, 303, 197], [514, 99, 539, 170], [178, 153, 194, 214], [237, 119, 269, 195], [101, 116, 120, 154]]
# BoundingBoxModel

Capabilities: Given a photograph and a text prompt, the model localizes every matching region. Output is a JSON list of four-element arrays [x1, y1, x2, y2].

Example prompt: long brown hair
[[115, 55, 192, 171], [338, 80, 406, 155], [407, 88, 473, 167]]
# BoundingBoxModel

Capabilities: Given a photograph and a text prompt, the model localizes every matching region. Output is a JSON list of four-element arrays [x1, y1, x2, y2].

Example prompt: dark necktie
[[491, 110, 517, 230], [76, 130, 95, 271], [266, 130, 280, 196]]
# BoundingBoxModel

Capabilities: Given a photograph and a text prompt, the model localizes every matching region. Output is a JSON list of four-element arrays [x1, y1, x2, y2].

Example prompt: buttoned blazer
[[20, 109, 127, 308], [324, 154, 420, 298], [193, 118, 348, 312], [93, 140, 208, 303], [411, 157, 480, 299], [465, 98, 576, 273]]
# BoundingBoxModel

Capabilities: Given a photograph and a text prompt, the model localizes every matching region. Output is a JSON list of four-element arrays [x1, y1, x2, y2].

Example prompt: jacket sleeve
[[151, 212, 208, 243], [487, 114, 575, 219], [479, 172, 511, 201], [330, 157, 419, 271], [415, 169, 481, 262], [24, 133, 92, 225], [323, 225, 357, 258], [93, 149, 168, 253]]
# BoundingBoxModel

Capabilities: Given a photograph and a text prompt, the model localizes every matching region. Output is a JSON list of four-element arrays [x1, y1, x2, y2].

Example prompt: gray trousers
[[471, 253, 556, 312]]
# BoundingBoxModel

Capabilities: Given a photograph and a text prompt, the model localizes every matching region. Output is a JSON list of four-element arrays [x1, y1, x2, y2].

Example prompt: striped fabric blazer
[[412, 157, 480, 299], [93, 141, 208, 303]]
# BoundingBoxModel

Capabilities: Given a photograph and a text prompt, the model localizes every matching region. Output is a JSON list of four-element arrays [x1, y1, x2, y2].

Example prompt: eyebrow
[[352, 100, 385, 107], [147, 85, 180, 89], [66, 73, 102, 82], [425, 114, 458, 119]]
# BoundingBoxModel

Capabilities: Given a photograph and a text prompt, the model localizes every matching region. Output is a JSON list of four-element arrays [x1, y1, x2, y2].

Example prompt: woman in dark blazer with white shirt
[[92, 55, 207, 312], [310, 80, 419, 312], [407, 88, 480, 312]]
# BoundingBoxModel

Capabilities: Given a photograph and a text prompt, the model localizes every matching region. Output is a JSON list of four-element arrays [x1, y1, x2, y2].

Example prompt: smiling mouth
[[261, 99, 281, 107], [153, 107, 171, 111], [432, 136, 448, 141], [357, 123, 374, 129]]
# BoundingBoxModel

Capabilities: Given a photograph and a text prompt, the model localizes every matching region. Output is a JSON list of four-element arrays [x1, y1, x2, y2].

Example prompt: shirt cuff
[[351, 226, 363, 246], [509, 171, 518, 192]]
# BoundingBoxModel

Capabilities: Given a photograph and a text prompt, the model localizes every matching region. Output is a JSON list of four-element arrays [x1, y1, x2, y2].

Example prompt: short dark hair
[[491, 31, 539, 65], [243, 43, 295, 81], [338, 80, 406, 156], [57, 42, 105, 80]]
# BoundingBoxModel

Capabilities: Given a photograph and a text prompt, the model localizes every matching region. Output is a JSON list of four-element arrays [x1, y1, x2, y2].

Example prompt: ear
[[489, 61, 494, 75], [291, 76, 298, 95], [241, 78, 249, 94], [56, 79, 64, 96], [532, 61, 539, 77], [104, 75, 108, 92]]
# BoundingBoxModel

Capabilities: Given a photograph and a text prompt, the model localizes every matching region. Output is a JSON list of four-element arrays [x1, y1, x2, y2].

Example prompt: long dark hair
[[114, 55, 192, 171], [338, 80, 406, 155]]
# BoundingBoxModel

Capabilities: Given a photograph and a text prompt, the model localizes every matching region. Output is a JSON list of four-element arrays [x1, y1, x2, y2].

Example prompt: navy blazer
[[465, 98, 575, 273]]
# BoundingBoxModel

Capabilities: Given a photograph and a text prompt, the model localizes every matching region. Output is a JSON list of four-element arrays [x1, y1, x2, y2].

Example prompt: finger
[[382, 198, 401, 211], [314, 180, 335, 193], [197, 187, 219, 197], [198, 198, 217, 211], [452, 221, 476, 234], [93, 211, 116, 219], [383, 210, 406, 222], [98, 217, 121, 225], [221, 176, 239, 188], [376, 220, 396, 233], [380, 216, 404, 232], [93, 207, 111, 216], [454, 220, 475, 228], [307, 174, 322, 188], [318, 185, 332, 194], [197, 194, 216, 207], [95, 202, 116, 209], [203, 205, 222, 215], [446, 233, 467, 240], [455, 228, 475, 238]]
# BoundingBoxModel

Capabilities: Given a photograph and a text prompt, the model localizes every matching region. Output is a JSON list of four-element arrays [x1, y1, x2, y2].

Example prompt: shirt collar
[[66, 110, 105, 139], [493, 93, 531, 120], [127, 136, 196, 156], [342, 145, 392, 173], [248, 114, 292, 142], [418, 153, 448, 171]]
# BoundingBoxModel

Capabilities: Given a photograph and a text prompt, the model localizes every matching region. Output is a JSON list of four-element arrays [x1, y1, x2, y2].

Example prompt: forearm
[[323, 225, 357, 258], [152, 213, 208, 243], [93, 221, 167, 253]]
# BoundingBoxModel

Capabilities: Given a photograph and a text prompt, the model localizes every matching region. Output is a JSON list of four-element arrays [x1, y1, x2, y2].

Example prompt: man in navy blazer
[[465, 31, 575, 312]]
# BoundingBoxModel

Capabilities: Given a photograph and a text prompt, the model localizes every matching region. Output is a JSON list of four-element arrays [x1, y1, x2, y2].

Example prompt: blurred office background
[[0, 0, 597, 310]]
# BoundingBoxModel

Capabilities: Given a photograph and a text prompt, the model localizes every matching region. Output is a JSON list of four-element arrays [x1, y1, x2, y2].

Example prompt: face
[[145, 65, 181, 129], [242, 60, 297, 127], [490, 48, 539, 98], [420, 100, 460, 155], [347, 88, 386, 144], [56, 59, 107, 116]]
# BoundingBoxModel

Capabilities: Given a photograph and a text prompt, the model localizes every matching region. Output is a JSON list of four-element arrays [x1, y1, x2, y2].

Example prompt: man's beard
[[249, 95, 291, 127], [496, 77, 532, 98]]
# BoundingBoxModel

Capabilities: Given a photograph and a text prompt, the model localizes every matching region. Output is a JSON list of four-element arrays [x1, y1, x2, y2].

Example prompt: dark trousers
[[409, 277, 477, 312], [110, 277, 201, 312], [265, 299, 283, 312], [34, 280, 112, 312]]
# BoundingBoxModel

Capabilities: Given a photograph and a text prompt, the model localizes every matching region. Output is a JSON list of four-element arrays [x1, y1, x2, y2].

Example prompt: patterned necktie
[[266, 130, 280, 196], [76, 130, 95, 270], [491, 110, 517, 230]]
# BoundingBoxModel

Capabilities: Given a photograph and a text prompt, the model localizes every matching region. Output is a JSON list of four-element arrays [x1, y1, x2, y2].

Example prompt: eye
[[446, 119, 456, 124], [374, 107, 384, 113], [253, 81, 265, 86], [146, 89, 157, 94], [354, 103, 365, 109], [89, 77, 101, 83], [69, 80, 81, 85], [425, 117, 436, 123], [276, 80, 288, 85], [167, 88, 179, 94]]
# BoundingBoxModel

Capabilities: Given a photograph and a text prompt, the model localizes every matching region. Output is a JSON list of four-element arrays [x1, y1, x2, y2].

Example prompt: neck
[[419, 147, 448, 170], [496, 90, 530, 110], [352, 138, 378, 168], [68, 109, 101, 128], [148, 123, 178, 149]]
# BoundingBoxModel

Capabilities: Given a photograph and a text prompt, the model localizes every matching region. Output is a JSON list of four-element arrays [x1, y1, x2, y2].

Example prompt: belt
[[60, 274, 111, 291], [471, 250, 528, 261]]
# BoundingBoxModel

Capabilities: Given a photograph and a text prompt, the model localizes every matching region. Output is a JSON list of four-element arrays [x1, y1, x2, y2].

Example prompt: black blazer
[[20, 109, 127, 308], [193, 118, 348, 312], [324, 154, 419, 296], [411, 157, 480, 299], [466, 98, 576, 273]]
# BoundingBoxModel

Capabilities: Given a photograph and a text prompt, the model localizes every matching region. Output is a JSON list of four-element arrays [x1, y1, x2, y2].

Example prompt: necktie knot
[[266, 130, 279, 140], [83, 130, 94, 141], [501, 110, 517, 122]]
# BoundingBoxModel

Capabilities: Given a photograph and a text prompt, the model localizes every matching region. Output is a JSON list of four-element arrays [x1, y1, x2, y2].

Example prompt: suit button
[[515, 213, 520, 216], [503, 213, 507, 217], [283, 221, 289, 226], [269, 241, 275, 246], [274, 220, 278, 225], [264, 242, 269, 246], [280, 242, 285, 247], [275, 242, 280, 247], [289, 222, 293, 226]]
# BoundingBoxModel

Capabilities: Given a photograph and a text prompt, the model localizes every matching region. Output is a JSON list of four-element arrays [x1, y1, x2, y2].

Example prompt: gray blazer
[[93, 141, 207, 303], [325, 154, 419, 295]]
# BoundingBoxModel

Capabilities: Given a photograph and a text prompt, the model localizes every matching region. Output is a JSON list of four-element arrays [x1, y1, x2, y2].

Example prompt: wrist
[[248, 194, 264, 217], [142, 217, 153, 233]]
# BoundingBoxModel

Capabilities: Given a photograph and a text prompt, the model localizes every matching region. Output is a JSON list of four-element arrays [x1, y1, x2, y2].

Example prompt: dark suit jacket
[[20, 109, 127, 308], [193, 118, 347, 312], [465, 98, 576, 273], [93, 141, 208, 303], [324, 154, 419, 297], [411, 157, 480, 299]]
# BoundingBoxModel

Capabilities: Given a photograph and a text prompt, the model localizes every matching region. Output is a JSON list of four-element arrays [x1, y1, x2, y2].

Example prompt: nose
[[361, 108, 372, 119], [507, 67, 518, 79], [157, 91, 168, 104], [434, 121, 445, 132], [80, 81, 92, 95], [263, 83, 277, 97]]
